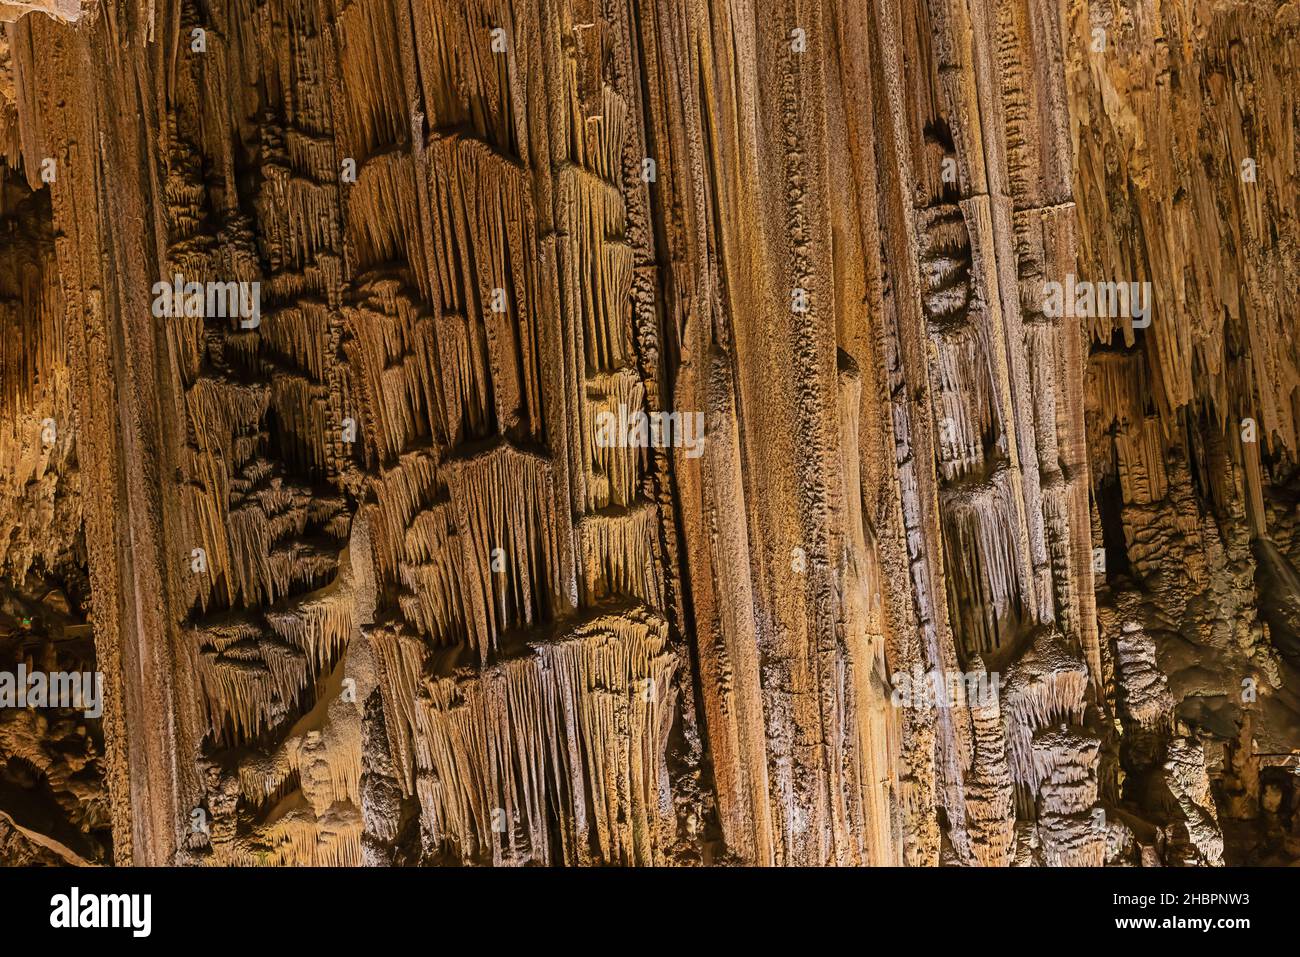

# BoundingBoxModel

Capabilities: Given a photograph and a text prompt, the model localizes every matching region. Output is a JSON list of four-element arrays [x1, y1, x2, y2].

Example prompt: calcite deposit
[[0, 0, 1296, 867]]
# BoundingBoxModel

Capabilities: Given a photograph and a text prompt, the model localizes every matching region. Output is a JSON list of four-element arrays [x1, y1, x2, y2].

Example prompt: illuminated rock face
[[0, 0, 82, 24], [0, 0, 1295, 867]]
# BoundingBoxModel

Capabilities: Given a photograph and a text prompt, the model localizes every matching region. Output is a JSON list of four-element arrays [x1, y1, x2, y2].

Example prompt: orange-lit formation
[[0, 0, 1297, 867]]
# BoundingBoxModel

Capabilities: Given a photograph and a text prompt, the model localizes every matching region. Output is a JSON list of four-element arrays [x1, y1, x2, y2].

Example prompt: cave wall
[[0, 0, 1294, 866]]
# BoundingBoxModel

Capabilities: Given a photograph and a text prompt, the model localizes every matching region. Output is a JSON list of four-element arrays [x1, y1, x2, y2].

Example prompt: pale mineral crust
[[0, 0, 1294, 867]]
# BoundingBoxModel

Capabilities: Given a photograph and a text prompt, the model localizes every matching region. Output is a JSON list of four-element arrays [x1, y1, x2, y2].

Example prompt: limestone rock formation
[[0, 0, 1295, 867]]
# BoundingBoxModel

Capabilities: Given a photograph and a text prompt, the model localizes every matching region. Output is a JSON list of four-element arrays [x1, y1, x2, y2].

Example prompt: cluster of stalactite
[[1074, 0, 1300, 865], [0, 131, 106, 864], [0, 0, 1295, 868]]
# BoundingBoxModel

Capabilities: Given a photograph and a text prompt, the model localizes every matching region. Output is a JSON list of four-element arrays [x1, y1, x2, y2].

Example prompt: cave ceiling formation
[[0, 0, 1296, 868]]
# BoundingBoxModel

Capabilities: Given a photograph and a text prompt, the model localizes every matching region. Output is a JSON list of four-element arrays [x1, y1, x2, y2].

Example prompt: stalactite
[[416, 611, 676, 865]]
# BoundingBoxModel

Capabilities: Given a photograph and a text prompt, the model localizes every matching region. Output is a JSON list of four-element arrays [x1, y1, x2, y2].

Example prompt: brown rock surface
[[0, 0, 1295, 866]]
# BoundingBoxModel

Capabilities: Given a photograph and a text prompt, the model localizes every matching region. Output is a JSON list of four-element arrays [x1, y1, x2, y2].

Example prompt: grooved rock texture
[[0, 0, 1295, 866]]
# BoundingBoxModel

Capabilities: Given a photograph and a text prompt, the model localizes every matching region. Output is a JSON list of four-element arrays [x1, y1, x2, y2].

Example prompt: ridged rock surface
[[0, 0, 1295, 866]]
